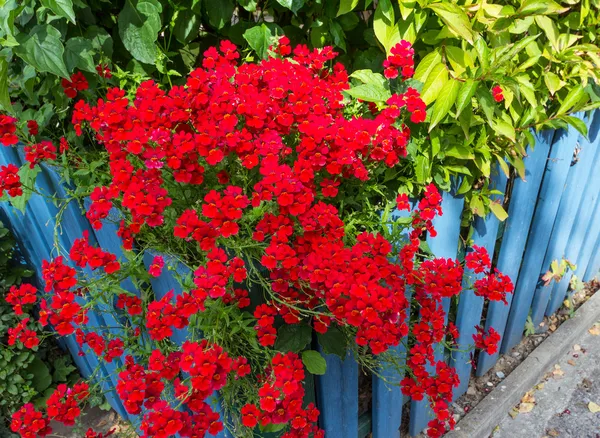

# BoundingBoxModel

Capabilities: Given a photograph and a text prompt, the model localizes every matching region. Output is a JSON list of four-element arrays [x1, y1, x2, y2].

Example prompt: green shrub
[[0, 221, 78, 435]]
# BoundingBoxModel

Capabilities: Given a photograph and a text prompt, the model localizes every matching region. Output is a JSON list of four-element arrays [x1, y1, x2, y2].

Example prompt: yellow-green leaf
[[414, 50, 442, 83], [427, 2, 475, 44], [429, 78, 460, 131], [0, 57, 12, 114], [455, 79, 478, 117], [556, 84, 585, 116], [445, 46, 474, 75], [489, 202, 508, 221], [337, 0, 360, 16], [421, 63, 448, 105], [373, 0, 401, 54], [494, 120, 516, 141]]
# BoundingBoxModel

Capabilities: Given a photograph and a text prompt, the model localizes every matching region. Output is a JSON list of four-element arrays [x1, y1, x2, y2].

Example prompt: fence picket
[[409, 184, 464, 435], [450, 169, 507, 398], [529, 113, 600, 324], [545, 119, 600, 316], [476, 130, 554, 376], [501, 125, 579, 353], [316, 349, 359, 437]]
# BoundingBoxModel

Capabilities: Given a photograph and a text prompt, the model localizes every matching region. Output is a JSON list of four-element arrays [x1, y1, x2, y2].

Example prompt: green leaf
[[65, 37, 96, 73], [427, 2, 474, 44], [455, 79, 478, 117], [118, 0, 162, 65], [0, 57, 11, 113], [14, 25, 70, 79], [329, 20, 347, 52], [445, 144, 474, 159], [373, 0, 400, 54], [475, 87, 495, 125], [275, 0, 304, 13], [556, 85, 585, 116], [429, 78, 460, 130], [414, 155, 431, 183], [561, 115, 588, 138], [40, 0, 76, 23], [496, 155, 511, 177], [474, 36, 490, 70], [445, 46, 473, 76], [274, 324, 312, 352], [85, 26, 114, 57], [493, 120, 516, 141], [535, 16, 559, 50], [337, 0, 360, 16], [243, 24, 273, 59], [345, 83, 391, 102], [489, 202, 508, 221], [26, 358, 52, 393], [414, 50, 442, 83], [204, 0, 234, 29], [302, 350, 327, 375], [173, 8, 201, 44], [350, 70, 387, 87], [11, 165, 41, 213], [52, 356, 76, 382], [544, 71, 564, 96], [420, 63, 448, 105], [519, 0, 568, 15], [317, 326, 347, 358]]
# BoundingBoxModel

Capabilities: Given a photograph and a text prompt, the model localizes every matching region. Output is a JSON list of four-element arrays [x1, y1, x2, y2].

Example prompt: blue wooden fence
[[1, 111, 600, 437]]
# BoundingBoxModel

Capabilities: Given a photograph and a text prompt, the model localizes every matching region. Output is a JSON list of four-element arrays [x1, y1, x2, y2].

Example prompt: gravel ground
[[491, 321, 600, 438]]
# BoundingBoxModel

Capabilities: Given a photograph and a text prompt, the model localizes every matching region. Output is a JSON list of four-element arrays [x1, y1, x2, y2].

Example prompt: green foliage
[[0, 221, 78, 431], [368, 0, 600, 221]]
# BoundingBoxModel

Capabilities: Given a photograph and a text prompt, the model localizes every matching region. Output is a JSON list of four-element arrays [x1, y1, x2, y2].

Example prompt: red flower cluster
[[148, 255, 164, 277], [0, 114, 18, 146], [46, 382, 89, 426], [383, 40, 415, 79], [241, 353, 322, 437], [27, 120, 38, 135], [465, 245, 492, 274], [10, 383, 88, 437], [492, 85, 504, 102], [70, 230, 121, 274], [6, 283, 37, 315], [474, 269, 514, 304], [0, 163, 22, 197], [24, 140, 56, 168], [473, 326, 501, 355], [2, 38, 519, 438], [62, 72, 89, 98], [8, 317, 39, 348]]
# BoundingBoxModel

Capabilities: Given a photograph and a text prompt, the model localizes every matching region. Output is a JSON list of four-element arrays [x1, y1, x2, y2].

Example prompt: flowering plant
[[1, 38, 514, 438]]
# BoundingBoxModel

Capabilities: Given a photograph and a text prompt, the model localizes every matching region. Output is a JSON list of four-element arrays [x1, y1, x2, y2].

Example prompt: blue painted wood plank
[[584, 233, 600, 281], [530, 113, 600, 324], [409, 182, 464, 436], [501, 125, 579, 354], [545, 116, 600, 316], [477, 130, 554, 376], [575, 195, 600, 282], [316, 349, 359, 438], [451, 169, 507, 398]]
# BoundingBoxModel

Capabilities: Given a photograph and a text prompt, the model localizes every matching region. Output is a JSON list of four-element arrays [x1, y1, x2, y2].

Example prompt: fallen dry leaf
[[567, 359, 577, 366], [588, 402, 600, 413], [549, 324, 557, 332], [509, 408, 519, 419], [589, 325, 600, 336], [547, 429, 560, 437], [552, 364, 565, 378], [535, 383, 545, 390], [519, 402, 535, 413], [521, 391, 536, 403], [573, 344, 581, 351]]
